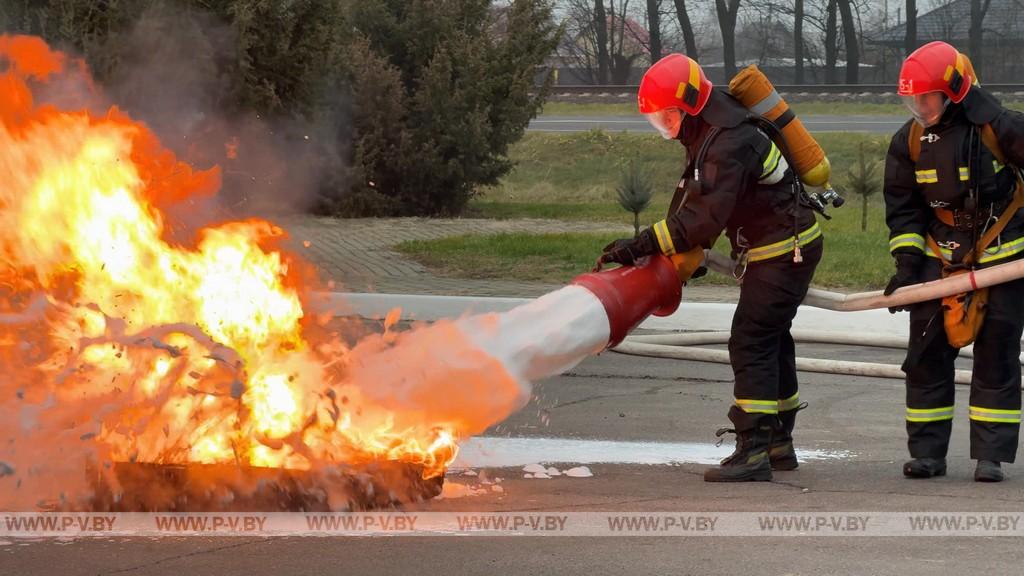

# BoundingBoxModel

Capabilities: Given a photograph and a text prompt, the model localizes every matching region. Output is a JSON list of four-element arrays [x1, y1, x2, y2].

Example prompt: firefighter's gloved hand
[[600, 229, 658, 266], [884, 252, 924, 313], [961, 85, 1002, 124]]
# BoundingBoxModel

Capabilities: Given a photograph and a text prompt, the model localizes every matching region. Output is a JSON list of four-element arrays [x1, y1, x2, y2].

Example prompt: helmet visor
[[901, 91, 949, 128], [644, 108, 683, 139]]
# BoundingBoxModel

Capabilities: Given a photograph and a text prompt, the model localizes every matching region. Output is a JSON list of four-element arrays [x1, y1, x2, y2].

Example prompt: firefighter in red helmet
[[599, 54, 823, 482], [884, 41, 1024, 482]]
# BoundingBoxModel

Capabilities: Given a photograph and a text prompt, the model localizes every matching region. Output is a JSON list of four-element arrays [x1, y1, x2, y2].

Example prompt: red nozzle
[[570, 254, 683, 348]]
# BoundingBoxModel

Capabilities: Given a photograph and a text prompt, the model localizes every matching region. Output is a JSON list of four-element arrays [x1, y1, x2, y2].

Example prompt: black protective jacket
[[885, 87, 1024, 266], [660, 89, 820, 263]]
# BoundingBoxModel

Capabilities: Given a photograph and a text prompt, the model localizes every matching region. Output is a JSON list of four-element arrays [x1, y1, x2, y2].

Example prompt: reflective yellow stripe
[[994, 160, 1005, 174], [889, 233, 925, 253], [971, 416, 1018, 423], [746, 222, 822, 263], [735, 398, 779, 414], [651, 220, 676, 256], [778, 392, 800, 412], [915, 169, 938, 184], [924, 244, 950, 259], [969, 406, 1021, 424], [906, 406, 955, 423], [959, 167, 970, 181], [760, 143, 781, 179], [978, 236, 1024, 264], [924, 233, 1024, 263]]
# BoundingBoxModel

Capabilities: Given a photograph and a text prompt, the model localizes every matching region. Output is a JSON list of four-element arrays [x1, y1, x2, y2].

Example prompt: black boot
[[704, 407, 775, 482], [770, 402, 808, 471], [975, 460, 1004, 483], [903, 458, 947, 478]]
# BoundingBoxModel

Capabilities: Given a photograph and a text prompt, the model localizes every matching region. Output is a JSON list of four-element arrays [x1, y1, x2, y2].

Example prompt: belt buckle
[[953, 210, 975, 231]]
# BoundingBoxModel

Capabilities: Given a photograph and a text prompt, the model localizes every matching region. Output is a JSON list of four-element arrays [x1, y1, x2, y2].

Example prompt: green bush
[[2, 0, 560, 217], [333, 0, 561, 216]]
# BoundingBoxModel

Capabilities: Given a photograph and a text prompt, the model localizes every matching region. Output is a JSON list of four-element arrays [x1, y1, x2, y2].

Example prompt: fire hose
[[612, 251, 1024, 386]]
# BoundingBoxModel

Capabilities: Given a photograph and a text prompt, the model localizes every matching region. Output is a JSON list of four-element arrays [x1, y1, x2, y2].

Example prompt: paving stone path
[[279, 216, 739, 301]]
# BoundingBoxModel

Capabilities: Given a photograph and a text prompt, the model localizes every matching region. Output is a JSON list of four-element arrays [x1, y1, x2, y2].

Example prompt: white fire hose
[[614, 251, 1024, 386]]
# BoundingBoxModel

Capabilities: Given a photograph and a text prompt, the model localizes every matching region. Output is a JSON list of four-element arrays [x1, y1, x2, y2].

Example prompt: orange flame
[[0, 36, 495, 508]]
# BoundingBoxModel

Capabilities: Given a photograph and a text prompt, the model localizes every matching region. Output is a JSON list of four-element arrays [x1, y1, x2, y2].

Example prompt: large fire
[[0, 35, 526, 509]]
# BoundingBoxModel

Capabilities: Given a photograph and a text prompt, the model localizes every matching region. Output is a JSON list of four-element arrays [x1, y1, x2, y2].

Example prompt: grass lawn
[[473, 130, 890, 222], [399, 203, 891, 289], [401, 129, 898, 290]]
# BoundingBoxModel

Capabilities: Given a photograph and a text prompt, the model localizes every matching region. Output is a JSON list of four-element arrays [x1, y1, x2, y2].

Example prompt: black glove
[[884, 252, 924, 313], [600, 229, 658, 267]]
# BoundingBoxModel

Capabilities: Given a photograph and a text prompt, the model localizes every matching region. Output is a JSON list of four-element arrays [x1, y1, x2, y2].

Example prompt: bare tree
[[824, 0, 838, 83], [837, 0, 858, 83], [557, 0, 600, 84], [558, 0, 647, 84], [646, 0, 662, 63], [904, 0, 916, 56], [738, 3, 790, 68], [969, 0, 993, 78], [672, 0, 699, 57], [716, 0, 742, 77], [595, 0, 611, 83], [794, 0, 805, 83], [606, 0, 642, 83]]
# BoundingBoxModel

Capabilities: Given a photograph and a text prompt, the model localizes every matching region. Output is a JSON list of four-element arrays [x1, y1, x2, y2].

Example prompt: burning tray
[[84, 461, 444, 512]]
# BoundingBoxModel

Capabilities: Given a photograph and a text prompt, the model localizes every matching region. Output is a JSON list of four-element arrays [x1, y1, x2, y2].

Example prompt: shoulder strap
[[979, 123, 1006, 165], [908, 122, 924, 163]]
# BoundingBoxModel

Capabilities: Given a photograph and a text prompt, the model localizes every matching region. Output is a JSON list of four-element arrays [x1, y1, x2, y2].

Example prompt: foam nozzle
[[571, 251, 699, 348]]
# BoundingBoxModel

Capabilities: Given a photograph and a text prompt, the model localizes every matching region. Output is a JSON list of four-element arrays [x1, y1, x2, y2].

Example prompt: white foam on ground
[[564, 466, 593, 478], [452, 436, 850, 468]]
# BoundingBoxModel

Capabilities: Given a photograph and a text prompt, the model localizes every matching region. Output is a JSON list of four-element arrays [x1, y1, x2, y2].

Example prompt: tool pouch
[[940, 267, 989, 348], [930, 175, 1024, 348]]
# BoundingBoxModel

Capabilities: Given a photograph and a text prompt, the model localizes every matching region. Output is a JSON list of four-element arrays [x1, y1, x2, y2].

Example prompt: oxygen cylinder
[[728, 65, 831, 188]]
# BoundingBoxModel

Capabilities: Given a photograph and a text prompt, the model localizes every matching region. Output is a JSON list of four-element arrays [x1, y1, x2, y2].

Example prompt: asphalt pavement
[[6, 346, 1023, 575]]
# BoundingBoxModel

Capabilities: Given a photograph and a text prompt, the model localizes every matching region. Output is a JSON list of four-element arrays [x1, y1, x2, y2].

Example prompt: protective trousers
[[905, 259, 1024, 463], [728, 240, 822, 426]]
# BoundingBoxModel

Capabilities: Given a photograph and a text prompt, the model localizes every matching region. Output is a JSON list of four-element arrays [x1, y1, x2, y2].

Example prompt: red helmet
[[638, 54, 712, 139], [898, 41, 973, 103]]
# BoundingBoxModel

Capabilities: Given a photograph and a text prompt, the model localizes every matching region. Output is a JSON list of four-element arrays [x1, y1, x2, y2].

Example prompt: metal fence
[[545, 83, 1024, 94]]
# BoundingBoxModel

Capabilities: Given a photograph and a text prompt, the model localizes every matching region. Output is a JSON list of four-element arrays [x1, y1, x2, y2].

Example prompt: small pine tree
[[844, 141, 882, 231], [616, 161, 654, 237]]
